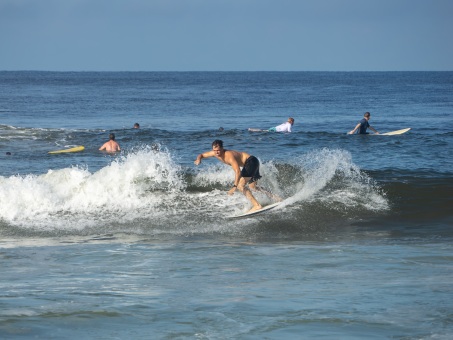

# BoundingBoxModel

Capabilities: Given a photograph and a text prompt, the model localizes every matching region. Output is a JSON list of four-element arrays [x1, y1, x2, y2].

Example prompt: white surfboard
[[228, 202, 281, 219], [379, 128, 411, 136], [248, 128, 268, 132]]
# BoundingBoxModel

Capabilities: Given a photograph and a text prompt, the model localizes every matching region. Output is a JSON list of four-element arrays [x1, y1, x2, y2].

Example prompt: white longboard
[[228, 202, 281, 219], [248, 128, 268, 132], [379, 128, 411, 136], [349, 128, 411, 136]]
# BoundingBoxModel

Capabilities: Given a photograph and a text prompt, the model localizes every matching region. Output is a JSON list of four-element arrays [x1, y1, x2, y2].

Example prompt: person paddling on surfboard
[[268, 117, 294, 133], [348, 112, 379, 135], [249, 117, 295, 133], [194, 140, 278, 213], [99, 133, 121, 152]]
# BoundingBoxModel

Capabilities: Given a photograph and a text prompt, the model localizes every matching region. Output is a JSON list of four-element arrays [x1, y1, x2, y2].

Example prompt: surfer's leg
[[237, 177, 262, 212], [249, 182, 283, 202]]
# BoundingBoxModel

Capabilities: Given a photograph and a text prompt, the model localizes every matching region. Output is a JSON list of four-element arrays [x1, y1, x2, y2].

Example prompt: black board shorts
[[240, 156, 262, 183]]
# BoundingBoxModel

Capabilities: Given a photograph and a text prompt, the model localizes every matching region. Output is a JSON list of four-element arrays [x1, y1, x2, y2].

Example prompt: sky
[[1, 0, 452, 71]]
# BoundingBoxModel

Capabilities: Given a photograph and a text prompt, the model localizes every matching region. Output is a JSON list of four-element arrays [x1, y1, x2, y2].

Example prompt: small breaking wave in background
[[0, 147, 388, 237]]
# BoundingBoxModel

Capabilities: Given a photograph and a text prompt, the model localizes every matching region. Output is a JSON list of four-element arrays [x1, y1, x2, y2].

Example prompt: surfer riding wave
[[194, 139, 281, 213]]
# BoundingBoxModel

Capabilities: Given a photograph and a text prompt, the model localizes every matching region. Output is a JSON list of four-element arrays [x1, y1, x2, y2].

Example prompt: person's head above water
[[212, 139, 223, 149], [211, 140, 225, 156], [133, 123, 140, 129], [109, 133, 115, 140], [288, 117, 295, 125]]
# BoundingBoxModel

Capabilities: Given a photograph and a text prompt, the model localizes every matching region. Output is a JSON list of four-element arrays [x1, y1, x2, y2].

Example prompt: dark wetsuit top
[[240, 156, 262, 183], [358, 118, 370, 134]]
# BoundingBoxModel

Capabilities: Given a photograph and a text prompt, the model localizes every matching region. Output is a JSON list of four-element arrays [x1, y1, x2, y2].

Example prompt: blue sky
[[1, 0, 452, 71]]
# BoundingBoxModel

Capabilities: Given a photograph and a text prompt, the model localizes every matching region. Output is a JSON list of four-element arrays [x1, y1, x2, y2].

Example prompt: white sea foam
[[280, 148, 389, 211], [0, 147, 186, 230], [0, 147, 388, 232]]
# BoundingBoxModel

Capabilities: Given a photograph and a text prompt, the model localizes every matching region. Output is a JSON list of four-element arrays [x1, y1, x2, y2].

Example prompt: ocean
[[1, 71, 452, 339]]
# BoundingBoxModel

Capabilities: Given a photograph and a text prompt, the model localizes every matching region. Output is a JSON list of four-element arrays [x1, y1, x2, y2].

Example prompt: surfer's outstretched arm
[[194, 150, 216, 165]]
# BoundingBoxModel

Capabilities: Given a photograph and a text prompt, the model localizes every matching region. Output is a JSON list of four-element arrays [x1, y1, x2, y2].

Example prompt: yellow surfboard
[[48, 146, 85, 154]]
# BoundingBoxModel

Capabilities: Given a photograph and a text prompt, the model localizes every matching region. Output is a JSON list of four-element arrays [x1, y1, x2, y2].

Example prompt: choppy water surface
[[1, 71, 452, 339]]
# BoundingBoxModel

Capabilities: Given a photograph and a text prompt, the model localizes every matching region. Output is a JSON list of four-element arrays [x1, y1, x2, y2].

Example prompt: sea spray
[[0, 147, 389, 234], [0, 147, 186, 230], [278, 148, 389, 212]]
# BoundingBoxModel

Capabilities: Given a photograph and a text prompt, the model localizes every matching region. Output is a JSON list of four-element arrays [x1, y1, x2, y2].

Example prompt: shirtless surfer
[[194, 139, 279, 213], [99, 133, 121, 152]]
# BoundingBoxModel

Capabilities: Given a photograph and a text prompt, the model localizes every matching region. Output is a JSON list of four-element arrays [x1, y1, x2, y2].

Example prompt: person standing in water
[[99, 133, 121, 152], [194, 140, 276, 212], [348, 112, 379, 134]]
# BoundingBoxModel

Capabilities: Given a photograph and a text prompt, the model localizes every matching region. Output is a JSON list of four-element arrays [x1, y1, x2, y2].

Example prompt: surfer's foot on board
[[247, 205, 262, 213]]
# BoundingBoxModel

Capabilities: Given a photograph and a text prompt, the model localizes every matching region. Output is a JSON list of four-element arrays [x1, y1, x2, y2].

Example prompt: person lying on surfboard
[[99, 133, 121, 152], [248, 117, 295, 133], [268, 117, 294, 133], [348, 112, 380, 135], [194, 139, 280, 213]]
